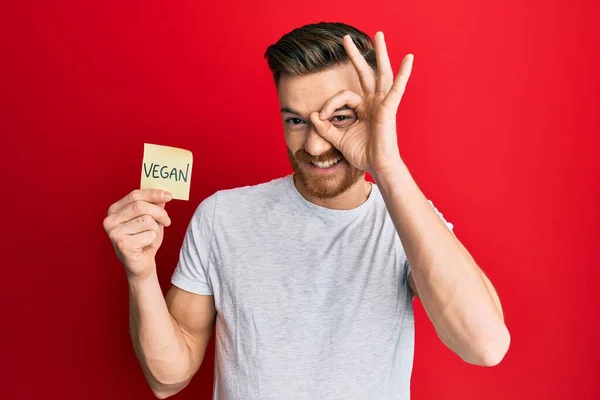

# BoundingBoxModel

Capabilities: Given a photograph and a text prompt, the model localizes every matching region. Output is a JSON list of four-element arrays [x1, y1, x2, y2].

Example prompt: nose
[[304, 123, 332, 156]]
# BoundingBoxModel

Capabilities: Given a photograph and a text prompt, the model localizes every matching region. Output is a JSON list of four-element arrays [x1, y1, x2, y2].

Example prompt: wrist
[[126, 264, 159, 288], [372, 160, 422, 204], [371, 157, 408, 184]]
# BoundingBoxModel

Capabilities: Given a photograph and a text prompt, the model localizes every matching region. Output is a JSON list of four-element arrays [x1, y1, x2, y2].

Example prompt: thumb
[[310, 112, 342, 149]]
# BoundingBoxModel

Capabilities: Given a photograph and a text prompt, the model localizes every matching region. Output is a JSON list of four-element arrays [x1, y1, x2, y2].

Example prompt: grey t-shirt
[[171, 174, 453, 400]]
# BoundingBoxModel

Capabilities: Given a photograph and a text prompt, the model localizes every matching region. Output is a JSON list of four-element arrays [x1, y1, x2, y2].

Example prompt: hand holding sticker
[[140, 143, 193, 200]]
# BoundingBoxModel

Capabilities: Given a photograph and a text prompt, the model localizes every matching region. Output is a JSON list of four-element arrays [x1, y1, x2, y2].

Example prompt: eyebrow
[[280, 106, 301, 115], [280, 105, 353, 114]]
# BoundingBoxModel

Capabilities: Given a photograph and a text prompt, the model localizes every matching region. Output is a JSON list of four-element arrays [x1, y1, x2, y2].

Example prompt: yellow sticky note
[[140, 143, 193, 200]]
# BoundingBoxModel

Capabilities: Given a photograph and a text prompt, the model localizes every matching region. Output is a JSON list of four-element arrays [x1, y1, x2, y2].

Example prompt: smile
[[310, 158, 342, 169]]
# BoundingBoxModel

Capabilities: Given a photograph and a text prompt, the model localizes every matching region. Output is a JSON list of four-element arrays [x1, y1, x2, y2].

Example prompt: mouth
[[306, 157, 343, 171]]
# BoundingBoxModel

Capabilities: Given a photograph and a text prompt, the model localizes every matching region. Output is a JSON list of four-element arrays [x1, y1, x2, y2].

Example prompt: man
[[103, 22, 509, 399]]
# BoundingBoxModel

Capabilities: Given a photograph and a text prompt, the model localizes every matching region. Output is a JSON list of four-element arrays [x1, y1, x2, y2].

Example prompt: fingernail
[[319, 111, 326, 119], [164, 192, 172, 200]]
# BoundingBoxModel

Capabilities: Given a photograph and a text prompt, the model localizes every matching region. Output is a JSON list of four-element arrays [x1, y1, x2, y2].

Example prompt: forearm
[[128, 269, 194, 395], [373, 161, 509, 366]]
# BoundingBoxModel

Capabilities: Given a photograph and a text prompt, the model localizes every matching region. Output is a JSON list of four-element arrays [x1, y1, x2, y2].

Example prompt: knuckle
[[127, 189, 141, 203], [115, 237, 128, 251], [102, 216, 112, 232], [108, 228, 121, 243], [139, 214, 152, 226], [133, 200, 145, 214]]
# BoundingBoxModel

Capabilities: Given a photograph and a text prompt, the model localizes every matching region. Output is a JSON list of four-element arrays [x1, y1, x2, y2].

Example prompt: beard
[[287, 147, 364, 199]]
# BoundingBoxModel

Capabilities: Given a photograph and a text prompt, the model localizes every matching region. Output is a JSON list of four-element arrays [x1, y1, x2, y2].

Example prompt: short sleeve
[[405, 200, 454, 281], [171, 193, 217, 295]]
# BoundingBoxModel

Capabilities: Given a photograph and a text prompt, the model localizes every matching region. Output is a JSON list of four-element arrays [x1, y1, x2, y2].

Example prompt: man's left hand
[[310, 31, 413, 178]]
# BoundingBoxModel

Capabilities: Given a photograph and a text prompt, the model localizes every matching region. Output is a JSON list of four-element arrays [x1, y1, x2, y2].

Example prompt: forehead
[[277, 62, 362, 114]]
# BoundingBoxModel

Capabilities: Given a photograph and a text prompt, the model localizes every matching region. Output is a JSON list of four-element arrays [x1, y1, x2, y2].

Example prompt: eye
[[331, 114, 356, 126], [332, 115, 349, 122], [285, 117, 304, 126]]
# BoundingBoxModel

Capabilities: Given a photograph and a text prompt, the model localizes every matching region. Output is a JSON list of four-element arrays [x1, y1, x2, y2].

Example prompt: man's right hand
[[103, 189, 173, 280]]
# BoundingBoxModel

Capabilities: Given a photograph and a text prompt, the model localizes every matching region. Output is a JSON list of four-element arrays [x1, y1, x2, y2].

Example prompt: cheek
[[284, 129, 307, 153]]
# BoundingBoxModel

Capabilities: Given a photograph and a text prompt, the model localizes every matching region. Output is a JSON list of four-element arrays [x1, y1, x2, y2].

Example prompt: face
[[278, 62, 365, 199]]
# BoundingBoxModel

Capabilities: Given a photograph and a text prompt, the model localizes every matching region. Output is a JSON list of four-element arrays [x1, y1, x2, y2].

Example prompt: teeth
[[311, 158, 341, 168]]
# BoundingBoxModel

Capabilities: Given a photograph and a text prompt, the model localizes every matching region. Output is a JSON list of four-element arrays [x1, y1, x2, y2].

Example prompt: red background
[[2, 0, 599, 399]]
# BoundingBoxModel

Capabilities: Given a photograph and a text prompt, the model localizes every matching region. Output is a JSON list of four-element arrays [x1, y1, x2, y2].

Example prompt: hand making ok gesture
[[310, 32, 413, 178]]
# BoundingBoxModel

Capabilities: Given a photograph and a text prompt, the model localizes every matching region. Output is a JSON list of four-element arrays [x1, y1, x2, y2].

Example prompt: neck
[[293, 174, 372, 210]]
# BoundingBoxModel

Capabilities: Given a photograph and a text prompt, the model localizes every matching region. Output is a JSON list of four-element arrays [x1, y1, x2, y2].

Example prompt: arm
[[310, 33, 510, 366], [103, 189, 216, 398], [408, 255, 504, 320], [129, 274, 216, 398], [374, 162, 510, 366]]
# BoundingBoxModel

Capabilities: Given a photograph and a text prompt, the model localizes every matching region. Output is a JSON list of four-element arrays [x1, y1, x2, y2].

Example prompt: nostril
[[304, 137, 333, 155]]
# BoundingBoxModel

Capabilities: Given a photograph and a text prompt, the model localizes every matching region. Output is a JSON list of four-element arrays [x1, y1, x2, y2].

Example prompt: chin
[[287, 148, 364, 199], [304, 179, 346, 199], [296, 162, 362, 199]]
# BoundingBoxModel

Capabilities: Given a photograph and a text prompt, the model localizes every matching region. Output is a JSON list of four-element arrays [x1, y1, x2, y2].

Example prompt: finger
[[108, 189, 172, 216], [374, 31, 394, 94], [114, 200, 172, 227], [310, 112, 343, 149], [342, 35, 376, 94], [129, 230, 159, 251], [319, 90, 363, 120], [121, 214, 162, 236], [382, 54, 414, 112]]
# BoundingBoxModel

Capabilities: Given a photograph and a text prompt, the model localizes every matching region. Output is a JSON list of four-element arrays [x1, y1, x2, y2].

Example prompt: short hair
[[264, 22, 376, 86]]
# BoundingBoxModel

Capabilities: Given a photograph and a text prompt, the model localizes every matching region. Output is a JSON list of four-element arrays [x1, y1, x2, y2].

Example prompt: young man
[[103, 22, 509, 399]]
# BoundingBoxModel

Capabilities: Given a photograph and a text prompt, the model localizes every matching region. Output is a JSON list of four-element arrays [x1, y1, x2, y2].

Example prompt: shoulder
[[215, 175, 291, 204], [191, 174, 292, 221], [371, 183, 454, 230]]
